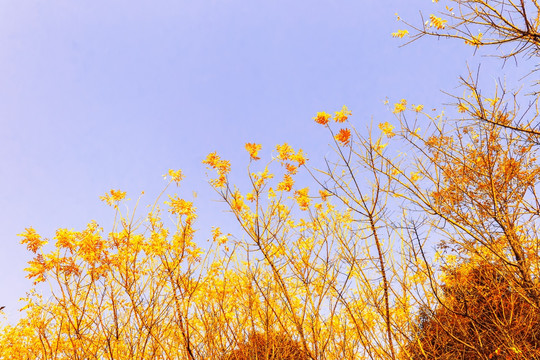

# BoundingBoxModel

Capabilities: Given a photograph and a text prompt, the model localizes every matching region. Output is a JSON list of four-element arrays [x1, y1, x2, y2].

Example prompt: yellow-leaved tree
[[1, 1, 540, 359]]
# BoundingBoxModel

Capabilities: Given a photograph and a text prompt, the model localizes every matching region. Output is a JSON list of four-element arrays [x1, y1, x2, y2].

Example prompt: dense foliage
[[2, 1, 540, 359]]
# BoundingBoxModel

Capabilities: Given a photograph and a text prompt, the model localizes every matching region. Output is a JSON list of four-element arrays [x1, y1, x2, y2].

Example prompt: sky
[[0, 0, 524, 322]]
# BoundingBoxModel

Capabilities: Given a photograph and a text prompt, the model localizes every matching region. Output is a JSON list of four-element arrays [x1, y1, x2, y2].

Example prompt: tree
[[402, 0, 540, 59], [1, 1, 540, 359], [393, 0, 540, 358], [405, 261, 540, 359], [222, 332, 309, 360]]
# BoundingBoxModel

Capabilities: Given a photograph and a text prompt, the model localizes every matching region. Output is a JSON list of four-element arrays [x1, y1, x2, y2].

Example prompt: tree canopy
[[2, 1, 540, 359]]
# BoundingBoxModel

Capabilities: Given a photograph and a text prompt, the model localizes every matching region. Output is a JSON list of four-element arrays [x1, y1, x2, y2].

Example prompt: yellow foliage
[[392, 29, 409, 38], [429, 14, 447, 29]]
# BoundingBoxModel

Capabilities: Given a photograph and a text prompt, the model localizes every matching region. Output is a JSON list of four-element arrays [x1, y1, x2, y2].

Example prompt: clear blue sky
[[0, 0, 520, 322]]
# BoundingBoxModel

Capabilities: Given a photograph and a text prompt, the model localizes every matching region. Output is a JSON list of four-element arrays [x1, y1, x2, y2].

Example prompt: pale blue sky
[[0, 0, 521, 321]]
